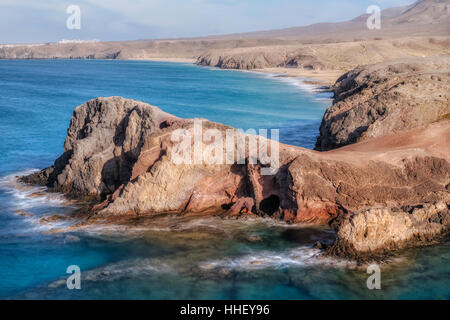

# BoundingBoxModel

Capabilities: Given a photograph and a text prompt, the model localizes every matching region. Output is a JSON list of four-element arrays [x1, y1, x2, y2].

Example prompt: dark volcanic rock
[[21, 97, 176, 199]]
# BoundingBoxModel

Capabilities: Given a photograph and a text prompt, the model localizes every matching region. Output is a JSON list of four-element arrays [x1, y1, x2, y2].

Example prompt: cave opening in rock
[[259, 195, 280, 215]]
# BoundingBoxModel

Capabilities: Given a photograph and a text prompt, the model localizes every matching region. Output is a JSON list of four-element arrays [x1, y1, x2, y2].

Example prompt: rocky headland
[[20, 76, 450, 260], [12, 0, 450, 261]]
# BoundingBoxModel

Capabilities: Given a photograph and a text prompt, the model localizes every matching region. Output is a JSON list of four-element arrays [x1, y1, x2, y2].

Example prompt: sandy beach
[[128, 57, 197, 63]]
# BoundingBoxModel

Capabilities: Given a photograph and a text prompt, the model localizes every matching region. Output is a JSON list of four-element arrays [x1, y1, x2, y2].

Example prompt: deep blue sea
[[0, 60, 448, 299]]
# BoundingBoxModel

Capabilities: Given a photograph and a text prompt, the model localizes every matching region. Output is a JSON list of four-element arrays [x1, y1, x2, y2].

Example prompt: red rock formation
[[21, 96, 449, 258]]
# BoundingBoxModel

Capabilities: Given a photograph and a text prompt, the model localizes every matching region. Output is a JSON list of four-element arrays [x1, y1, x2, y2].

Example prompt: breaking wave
[[0, 169, 75, 232], [200, 246, 355, 271]]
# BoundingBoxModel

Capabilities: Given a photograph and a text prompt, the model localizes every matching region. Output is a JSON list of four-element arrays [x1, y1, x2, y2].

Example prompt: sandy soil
[[128, 57, 197, 63], [124, 56, 342, 86], [254, 67, 344, 86], [322, 120, 450, 165]]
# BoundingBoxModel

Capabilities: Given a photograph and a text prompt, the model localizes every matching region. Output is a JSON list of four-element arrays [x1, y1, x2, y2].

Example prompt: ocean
[[0, 59, 448, 299]]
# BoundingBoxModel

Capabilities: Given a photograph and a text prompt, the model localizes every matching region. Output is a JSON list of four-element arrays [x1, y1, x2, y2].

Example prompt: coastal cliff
[[315, 56, 450, 150], [21, 95, 450, 259]]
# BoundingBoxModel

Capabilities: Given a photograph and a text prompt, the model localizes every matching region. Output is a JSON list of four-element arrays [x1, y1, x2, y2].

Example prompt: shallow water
[[0, 60, 448, 299]]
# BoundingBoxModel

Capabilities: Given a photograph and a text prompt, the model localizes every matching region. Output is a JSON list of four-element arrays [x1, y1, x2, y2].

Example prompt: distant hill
[[0, 0, 448, 62], [205, 0, 449, 41]]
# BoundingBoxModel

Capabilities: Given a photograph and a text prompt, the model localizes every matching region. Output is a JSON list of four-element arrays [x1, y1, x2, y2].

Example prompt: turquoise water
[[0, 60, 448, 299]]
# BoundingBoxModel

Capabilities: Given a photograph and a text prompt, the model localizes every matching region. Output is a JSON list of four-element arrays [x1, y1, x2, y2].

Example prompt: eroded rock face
[[315, 56, 450, 150], [196, 48, 286, 70], [327, 202, 450, 260], [21, 97, 177, 198], [22, 97, 282, 217], [196, 47, 330, 71], [283, 153, 450, 224], [21, 97, 450, 257]]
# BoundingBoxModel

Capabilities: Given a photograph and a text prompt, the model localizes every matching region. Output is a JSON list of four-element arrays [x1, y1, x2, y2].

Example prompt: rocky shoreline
[[12, 0, 450, 261], [20, 56, 450, 260]]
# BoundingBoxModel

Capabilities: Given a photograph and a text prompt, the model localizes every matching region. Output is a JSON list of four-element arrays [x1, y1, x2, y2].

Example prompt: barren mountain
[[0, 0, 448, 66], [213, 0, 449, 40]]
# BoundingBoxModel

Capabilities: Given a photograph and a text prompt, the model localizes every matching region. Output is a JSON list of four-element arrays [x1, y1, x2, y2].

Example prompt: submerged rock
[[14, 210, 34, 217]]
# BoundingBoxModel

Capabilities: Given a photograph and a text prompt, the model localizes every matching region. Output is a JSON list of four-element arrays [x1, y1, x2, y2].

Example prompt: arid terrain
[[1, 0, 449, 84]]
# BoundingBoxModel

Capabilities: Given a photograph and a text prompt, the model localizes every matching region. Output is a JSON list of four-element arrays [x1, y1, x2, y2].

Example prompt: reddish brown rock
[[327, 202, 450, 261], [21, 97, 450, 257], [316, 56, 450, 150]]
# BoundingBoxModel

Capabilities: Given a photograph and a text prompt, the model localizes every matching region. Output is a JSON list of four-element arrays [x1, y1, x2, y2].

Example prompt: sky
[[0, 0, 416, 44]]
